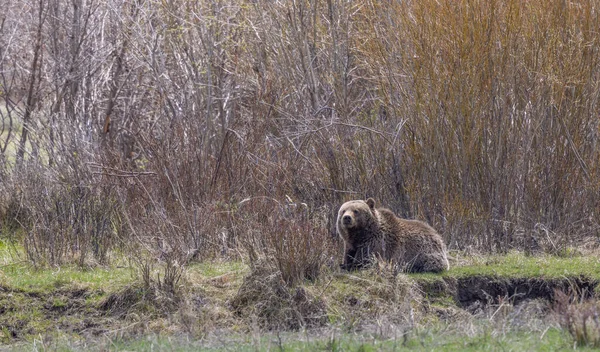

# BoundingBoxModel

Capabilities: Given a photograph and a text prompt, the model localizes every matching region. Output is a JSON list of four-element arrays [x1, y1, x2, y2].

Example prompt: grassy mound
[[230, 264, 327, 330]]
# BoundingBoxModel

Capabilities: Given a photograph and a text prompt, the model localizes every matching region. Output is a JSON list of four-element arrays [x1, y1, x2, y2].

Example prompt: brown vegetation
[[555, 290, 600, 348], [0, 0, 599, 282], [230, 264, 328, 330]]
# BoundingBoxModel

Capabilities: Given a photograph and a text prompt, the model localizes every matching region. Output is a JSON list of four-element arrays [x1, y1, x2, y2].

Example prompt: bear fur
[[336, 198, 449, 273]]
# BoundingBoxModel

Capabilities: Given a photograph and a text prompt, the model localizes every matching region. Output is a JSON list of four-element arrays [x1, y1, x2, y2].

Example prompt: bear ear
[[366, 198, 375, 209]]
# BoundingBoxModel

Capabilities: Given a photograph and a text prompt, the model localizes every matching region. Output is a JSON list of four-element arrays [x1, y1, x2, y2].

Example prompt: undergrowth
[[2, 250, 600, 349]]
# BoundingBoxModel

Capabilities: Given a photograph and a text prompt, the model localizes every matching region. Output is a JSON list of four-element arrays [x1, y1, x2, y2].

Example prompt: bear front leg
[[353, 246, 371, 269], [342, 246, 371, 271], [341, 248, 358, 271]]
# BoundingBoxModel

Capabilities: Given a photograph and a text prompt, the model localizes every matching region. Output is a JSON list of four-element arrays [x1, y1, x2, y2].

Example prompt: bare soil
[[418, 276, 599, 312]]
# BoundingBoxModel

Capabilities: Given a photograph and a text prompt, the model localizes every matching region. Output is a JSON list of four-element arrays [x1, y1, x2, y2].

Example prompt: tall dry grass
[[0, 0, 598, 270], [555, 290, 600, 348]]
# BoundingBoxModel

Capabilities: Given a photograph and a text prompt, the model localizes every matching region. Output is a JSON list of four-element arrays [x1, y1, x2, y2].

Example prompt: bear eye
[[353, 210, 358, 214]]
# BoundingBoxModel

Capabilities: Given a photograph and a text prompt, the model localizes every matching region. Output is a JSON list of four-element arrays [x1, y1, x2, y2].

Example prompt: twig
[[91, 171, 156, 177]]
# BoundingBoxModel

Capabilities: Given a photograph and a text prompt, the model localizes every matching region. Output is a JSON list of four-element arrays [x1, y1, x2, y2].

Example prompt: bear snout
[[342, 214, 353, 225]]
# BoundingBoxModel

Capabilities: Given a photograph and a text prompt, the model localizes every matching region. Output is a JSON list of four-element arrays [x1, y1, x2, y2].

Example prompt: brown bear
[[336, 198, 449, 273]]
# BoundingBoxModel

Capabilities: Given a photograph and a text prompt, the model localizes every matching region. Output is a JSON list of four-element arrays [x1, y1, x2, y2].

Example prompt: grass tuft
[[230, 263, 328, 331], [555, 290, 600, 348]]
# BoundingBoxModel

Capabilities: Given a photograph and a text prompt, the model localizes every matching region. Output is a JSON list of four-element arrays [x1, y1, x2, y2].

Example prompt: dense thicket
[[1, 0, 598, 270]]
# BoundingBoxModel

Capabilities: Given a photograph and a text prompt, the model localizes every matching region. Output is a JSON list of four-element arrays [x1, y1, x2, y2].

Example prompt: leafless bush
[[13, 165, 121, 266], [235, 197, 336, 286], [1, 0, 600, 261]]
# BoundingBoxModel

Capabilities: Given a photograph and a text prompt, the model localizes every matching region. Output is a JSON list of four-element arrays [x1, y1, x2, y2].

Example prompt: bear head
[[337, 198, 376, 232]]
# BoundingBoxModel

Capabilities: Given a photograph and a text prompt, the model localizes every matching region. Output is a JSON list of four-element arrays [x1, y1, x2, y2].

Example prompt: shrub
[[13, 167, 121, 266], [236, 197, 336, 286]]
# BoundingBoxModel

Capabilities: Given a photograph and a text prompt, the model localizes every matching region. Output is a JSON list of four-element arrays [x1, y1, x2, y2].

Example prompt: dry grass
[[230, 263, 328, 331], [555, 290, 600, 348]]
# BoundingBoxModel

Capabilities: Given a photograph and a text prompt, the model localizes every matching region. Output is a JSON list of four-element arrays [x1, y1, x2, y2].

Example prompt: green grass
[[1, 260, 135, 293], [188, 260, 248, 278], [0, 101, 42, 167], [411, 251, 600, 281], [0, 238, 10, 259], [0, 239, 134, 293], [7, 327, 585, 351]]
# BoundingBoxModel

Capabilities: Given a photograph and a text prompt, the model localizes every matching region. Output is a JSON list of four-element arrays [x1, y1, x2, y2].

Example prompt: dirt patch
[[418, 276, 599, 312], [456, 276, 598, 308], [0, 285, 114, 343]]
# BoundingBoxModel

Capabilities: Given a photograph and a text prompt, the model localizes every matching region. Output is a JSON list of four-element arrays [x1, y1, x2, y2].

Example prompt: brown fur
[[336, 198, 449, 273]]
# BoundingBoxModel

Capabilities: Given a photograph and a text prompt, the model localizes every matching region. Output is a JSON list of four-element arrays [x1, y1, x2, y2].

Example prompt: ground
[[1, 241, 600, 351]]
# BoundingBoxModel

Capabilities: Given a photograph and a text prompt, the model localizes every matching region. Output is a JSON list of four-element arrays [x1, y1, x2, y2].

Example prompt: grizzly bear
[[336, 198, 449, 273]]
